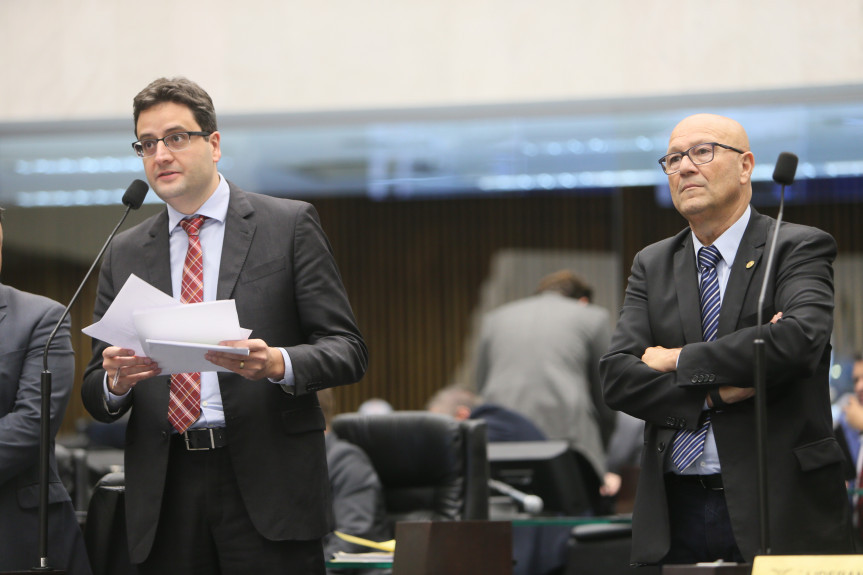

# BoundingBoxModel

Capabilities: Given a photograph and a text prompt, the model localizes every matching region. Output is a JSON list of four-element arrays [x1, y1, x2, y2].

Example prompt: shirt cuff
[[103, 371, 131, 414], [269, 347, 296, 394]]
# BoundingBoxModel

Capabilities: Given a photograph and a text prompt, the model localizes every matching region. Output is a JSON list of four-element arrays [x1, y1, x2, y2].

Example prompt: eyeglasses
[[132, 131, 211, 158], [658, 142, 745, 175]]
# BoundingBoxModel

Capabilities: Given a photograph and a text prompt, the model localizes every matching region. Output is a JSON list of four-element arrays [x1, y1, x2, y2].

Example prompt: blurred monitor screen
[[488, 440, 592, 516]]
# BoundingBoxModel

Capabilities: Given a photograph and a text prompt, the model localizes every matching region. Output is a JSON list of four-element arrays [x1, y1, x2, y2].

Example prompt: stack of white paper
[[82, 274, 251, 374]]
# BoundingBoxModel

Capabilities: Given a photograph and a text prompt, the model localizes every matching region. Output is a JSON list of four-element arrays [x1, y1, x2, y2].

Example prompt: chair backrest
[[84, 472, 136, 575], [331, 411, 489, 525]]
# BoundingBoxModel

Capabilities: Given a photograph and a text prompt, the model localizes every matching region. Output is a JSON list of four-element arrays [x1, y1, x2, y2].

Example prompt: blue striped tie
[[670, 245, 722, 472]]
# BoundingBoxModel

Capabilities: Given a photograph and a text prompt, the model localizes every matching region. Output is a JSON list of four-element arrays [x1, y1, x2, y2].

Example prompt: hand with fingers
[[204, 339, 286, 381], [104, 346, 161, 395]]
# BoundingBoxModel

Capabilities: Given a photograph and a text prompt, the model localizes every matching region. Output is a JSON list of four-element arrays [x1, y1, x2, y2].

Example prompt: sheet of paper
[[144, 340, 250, 375], [133, 299, 250, 346], [82, 274, 253, 374], [82, 274, 179, 355]]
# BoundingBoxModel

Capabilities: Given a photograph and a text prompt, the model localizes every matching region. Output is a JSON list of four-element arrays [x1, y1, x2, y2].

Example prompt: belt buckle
[[183, 429, 215, 451]]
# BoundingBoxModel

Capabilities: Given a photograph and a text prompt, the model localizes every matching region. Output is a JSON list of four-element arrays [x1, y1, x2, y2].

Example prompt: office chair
[[331, 411, 490, 526], [83, 471, 137, 575]]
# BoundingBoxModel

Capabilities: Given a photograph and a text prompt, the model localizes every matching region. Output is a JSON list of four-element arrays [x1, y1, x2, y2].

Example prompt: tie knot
[[698, 245, 721, 271], [179, 215, 207, 237]]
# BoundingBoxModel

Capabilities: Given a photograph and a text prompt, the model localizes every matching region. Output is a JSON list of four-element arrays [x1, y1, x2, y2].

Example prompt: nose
[[678, 152, 699, 173], [152, 139, 174, 162]]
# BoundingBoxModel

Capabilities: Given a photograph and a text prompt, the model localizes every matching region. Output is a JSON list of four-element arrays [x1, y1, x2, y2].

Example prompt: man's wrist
[[708, 388, 728, 410]]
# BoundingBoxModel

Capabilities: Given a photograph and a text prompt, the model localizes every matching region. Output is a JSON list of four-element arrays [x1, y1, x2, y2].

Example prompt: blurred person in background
[[476, 270, 616, 509], [319, 388, 389, 574]]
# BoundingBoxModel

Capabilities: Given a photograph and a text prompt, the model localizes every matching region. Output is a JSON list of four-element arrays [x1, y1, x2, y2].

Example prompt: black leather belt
[[175, 428, 228, 451], [667, 473, 724, 491]]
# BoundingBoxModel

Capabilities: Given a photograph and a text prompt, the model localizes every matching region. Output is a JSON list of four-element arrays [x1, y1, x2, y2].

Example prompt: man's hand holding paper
[[205, 339, 286, 381]]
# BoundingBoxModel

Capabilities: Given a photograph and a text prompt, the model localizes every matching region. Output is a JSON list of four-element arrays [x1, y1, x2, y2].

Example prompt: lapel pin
[[746, 261, 755, 269]]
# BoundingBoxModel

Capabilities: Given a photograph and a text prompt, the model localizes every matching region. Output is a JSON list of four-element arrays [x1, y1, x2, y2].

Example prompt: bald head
[[665, 114, 755, 245], [669, 114, 750, 153]]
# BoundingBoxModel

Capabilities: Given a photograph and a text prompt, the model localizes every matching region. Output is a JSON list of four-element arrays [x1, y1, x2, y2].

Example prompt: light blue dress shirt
[[672, 205, 751, 475]]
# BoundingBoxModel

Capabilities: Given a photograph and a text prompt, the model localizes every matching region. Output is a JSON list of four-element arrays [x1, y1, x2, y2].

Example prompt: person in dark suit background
[[81, 77, 367, 575], [600, 113, 853, 565], [0, 207, 92, 574], [838, 353, 863, 544], [427, 385, 546, 443], [318, 388, 389, 574]]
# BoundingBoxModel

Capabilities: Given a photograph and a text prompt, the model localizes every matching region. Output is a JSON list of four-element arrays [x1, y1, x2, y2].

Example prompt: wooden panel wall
[[5, 184, 863, 436]]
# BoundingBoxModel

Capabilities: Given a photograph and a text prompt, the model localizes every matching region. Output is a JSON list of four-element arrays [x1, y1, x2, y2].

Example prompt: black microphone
[[36, 179, 148, 570], [122, 178, 149, 209], [489, 478, 544, 514], [772, 152, 798, 187], [753, 152, 797, 556]]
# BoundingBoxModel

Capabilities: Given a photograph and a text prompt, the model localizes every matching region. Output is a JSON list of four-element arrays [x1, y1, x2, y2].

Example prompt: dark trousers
[[661, 474, 745, 565], [139, 436, 324, 575]]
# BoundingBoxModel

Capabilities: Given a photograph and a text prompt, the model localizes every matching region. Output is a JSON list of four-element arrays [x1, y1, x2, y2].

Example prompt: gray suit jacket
[[81, 183, 368, 563], [476, 292, 615, 477], [601, 208, 854, 563], [0, 284, 90, 573]]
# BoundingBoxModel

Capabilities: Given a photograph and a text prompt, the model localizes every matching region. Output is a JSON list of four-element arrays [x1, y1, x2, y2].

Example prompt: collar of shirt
[[166, 173, 230, 233], [691, 205, 751, 295]]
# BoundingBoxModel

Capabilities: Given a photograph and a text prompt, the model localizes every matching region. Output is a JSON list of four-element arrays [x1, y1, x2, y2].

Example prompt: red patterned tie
[[168, 215, 207, 433]]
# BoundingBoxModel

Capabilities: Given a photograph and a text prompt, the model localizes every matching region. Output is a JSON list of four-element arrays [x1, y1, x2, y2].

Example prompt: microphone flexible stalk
[[754, 152, 797, 556], [37, 179, 148, 569]]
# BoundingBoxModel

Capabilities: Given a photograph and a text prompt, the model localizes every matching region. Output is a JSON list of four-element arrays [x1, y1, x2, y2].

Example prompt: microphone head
[[522, 495, 544, 515], [772, 152, 798, 187], [122, 179, 149, 209]]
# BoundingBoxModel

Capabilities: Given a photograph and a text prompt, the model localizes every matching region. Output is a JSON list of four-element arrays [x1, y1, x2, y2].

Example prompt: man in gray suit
[[81, 77, 368, 575], [476, 270, 616, 504], [0, 208, 92, 574], [601, 114, 853, 564]]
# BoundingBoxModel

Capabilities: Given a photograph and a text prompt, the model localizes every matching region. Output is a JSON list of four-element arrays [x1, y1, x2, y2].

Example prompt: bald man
[[600, 114, 853, 564]]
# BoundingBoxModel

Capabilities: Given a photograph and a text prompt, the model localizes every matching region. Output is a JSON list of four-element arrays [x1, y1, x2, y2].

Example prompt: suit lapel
[[673, 232, 704, 343], [217, 184, 256, 301], [142, 210, 173, 296], [717, 208, 769, 336]]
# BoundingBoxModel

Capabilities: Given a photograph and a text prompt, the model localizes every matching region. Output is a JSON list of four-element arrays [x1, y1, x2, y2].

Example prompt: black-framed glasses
[[132, 131, 211, 158], [658, 142, 745, 175]]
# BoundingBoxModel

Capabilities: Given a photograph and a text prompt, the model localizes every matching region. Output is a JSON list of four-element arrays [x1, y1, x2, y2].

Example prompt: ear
[[209, 131, 222, 163], [739, 151, 754, 185]]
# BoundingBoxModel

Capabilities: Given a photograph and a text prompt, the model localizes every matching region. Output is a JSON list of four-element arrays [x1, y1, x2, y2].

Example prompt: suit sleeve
[[601, 225, 836, 431], [601, 249, 704, 430], [81, 240, 129, 422], [323, 441, 389, 557], [0, 301, 75, 485], [284, 203, 368, 395], [675, 227, 836, 392], [588, 312, 617, 447]]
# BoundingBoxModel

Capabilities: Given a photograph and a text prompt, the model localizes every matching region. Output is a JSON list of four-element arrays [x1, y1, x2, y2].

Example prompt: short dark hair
[[535, 270, 593, 301], [133, 77, 217, 137]]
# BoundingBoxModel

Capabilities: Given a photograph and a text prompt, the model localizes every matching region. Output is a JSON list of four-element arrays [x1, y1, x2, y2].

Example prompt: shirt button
[[202, 401, 209, 407]]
